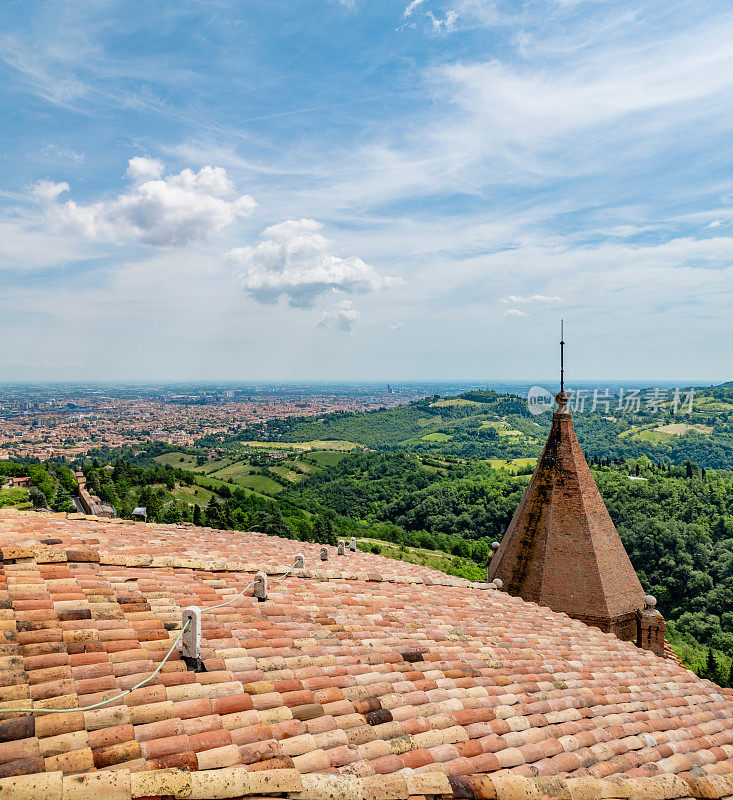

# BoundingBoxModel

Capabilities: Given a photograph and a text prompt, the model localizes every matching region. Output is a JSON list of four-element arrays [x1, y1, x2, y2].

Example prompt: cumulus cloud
[[228, 218, 402, 308], [125, 156, 164, 181], [318, 300, 360, 331], [501, 294, 562, 304], [504, 308, 528, 317], [32, 158, 255, 246], [32, 180, 70, 203]]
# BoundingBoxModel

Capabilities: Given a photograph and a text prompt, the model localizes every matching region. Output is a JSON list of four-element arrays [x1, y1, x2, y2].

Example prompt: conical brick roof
[[488, 393, 646, 630]]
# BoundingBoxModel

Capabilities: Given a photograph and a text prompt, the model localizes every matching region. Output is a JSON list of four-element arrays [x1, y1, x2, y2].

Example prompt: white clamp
[[349, 537, 357, 552], [254, 571, 268, 602], [181, 606, 202, 660], [320, 547, 328, 561], [337, 540, 345, 555], [294, 554, 305, 569]]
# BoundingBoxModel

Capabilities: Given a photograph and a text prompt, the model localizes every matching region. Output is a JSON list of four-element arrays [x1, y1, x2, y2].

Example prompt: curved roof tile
[[0, 510, 731, 800]]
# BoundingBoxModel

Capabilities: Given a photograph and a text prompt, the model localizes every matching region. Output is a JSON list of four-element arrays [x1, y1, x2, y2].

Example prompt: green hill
[[222, 384, 733, 469]]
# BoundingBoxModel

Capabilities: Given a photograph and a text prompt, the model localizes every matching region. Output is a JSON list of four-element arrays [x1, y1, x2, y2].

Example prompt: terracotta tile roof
[[1, 509, 732, 800]]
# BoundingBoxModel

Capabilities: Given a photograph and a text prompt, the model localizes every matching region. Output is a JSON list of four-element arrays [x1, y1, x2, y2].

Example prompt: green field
[[488, 457, 537, 470], [655, 423, 712, 436], [619, 422, 715, 445], [193, 473, 272, 500], [0, 487, 30, 509], [155, 452, 198, 468], [357, 537, 484, 581], [631, 428, 674, 444], [270, 465, 302, 483], [172, 483, 215, 505], [429, 398, 482, 408], [240, 440, 361, 452], [421, 432, 451, 442], [154, 447, 363, 499], [198, 458, 235, 474], [207, 462, 284, 494], [154, 452, 236, 474], [301, 451, 353, 468]]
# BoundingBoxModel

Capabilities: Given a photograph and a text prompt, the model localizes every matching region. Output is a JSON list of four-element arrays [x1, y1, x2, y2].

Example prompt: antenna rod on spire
[[560, 319, 564, 394]]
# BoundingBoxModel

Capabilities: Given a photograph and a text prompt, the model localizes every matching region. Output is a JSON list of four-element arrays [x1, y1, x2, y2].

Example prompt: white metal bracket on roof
[[181, 606, 204, 672], [320, 547, 328, 561], [294, 553, 305, 569], [337, 540, 345, 555], [349, 537, 357, 552], [254, 571, 268, 602]]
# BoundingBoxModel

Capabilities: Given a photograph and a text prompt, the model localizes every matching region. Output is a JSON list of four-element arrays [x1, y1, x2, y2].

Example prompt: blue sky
[[1, 0, 731, 382]]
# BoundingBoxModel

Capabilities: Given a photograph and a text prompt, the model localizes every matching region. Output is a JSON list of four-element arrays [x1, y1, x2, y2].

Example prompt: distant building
[[7, 476, 31, 488]]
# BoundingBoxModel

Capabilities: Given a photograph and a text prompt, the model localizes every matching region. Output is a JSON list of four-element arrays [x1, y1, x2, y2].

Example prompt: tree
[[706, 648, 720, 684], [205, 501, 222, 527], [28, 487, 48, 509], [312, 514, 336, 545], [248, 508, 294, 539]]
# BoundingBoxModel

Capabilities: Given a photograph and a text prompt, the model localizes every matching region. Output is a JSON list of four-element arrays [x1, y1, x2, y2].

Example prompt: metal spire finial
[[560, 319, 564, 393]]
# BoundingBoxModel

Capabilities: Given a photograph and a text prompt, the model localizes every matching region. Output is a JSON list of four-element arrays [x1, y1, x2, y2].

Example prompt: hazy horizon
[[0, 378, 723, 391]]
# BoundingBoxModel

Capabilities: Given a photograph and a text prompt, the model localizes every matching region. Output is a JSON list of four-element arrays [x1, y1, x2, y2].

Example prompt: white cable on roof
[[2, 547, 328, 716], [6, 619, 190, 715], [199, 579, 256, 611]]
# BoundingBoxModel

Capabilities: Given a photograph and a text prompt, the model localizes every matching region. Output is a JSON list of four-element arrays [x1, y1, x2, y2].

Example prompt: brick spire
[[488, 339, 646, 640]]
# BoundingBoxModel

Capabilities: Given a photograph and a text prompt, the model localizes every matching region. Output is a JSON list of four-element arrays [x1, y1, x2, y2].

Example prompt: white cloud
[[501, 294, 562, 304], [32, 159, 255, 246], [427, 10, 459, 31], [32, 181, 70, 203], [318, 300, 360, 331], [504, 308, 528, 317], [228, 218, 402, 308], [403, 0, 428, 18], [125, 156, 164, 181]]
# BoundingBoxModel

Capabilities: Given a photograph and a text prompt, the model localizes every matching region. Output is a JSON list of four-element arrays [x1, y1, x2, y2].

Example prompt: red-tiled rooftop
[[1, 509, 733, 800]]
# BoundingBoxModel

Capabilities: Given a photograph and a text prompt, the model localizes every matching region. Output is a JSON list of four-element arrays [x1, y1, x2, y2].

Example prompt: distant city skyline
[[1, 0, 731, 382]]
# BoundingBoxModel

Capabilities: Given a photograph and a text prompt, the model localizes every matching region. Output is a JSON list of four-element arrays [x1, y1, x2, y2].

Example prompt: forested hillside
[[223, 384, 733, 469]]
